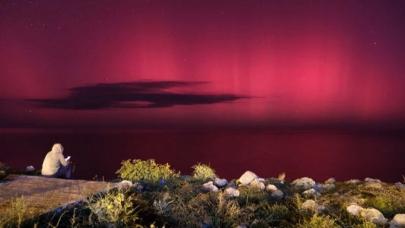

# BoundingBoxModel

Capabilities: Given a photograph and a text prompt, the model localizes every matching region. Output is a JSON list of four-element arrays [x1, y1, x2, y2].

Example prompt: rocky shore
[[1, 160, 404, 227]]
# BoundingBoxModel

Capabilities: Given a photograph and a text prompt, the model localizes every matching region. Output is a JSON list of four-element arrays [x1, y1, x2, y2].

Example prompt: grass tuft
[[191, 163, 217, 181], [116, 159, 179, 184]]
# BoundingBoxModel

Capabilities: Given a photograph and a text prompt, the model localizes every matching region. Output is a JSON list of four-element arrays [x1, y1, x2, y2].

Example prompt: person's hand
[[65, 156, 72, 165]]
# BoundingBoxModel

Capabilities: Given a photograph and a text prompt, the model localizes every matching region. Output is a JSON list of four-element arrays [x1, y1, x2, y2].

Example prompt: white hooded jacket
[[41, 143, 68, 176]]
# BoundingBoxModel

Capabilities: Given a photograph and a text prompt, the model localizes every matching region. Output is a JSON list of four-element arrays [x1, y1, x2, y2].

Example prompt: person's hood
[[51, 143, 64, 154]]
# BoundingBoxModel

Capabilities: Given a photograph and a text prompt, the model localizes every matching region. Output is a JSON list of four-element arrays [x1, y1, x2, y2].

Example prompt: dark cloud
[[28, 81, 247, 110]]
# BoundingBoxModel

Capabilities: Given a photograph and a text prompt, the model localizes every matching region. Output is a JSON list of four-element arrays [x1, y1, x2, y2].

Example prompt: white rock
[[224, 187, 240, 197], [395, 182, 405, 190], [390, 214, 405, 228], [214, 178, 228, 188], [271, 190, 284, 200], [347, 204, 364, 216], [250, 179, 265, 190], [360, 208, 387, 225], [317, 205, 327, 212], [365, 177, 382, 183], [325, 177, 336, 184], [202, 181, 219, 192], [117, 180, 133, 190], [346, 179, 361, 184], [133, 182, 144, 191], [302, 188, 321, 198], [301, 199, 326, 213], [238, 171, 258, 185], [25, 165, 35, 172], [316, 183, 335, 192], [257, 178, 266, 182], [292, 177, 316, 190], [266, 184, 278, 192], [301, 199, 317, 211]]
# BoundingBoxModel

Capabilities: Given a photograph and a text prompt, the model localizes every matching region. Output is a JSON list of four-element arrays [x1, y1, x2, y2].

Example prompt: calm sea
[[1, 128, 404, 182]]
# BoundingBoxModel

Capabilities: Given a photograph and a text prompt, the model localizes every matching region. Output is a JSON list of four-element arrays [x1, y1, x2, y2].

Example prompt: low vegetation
[[116, 159, 179, 184], [1, 159, 404, 227], [191, 163, 216, 181], [87, 189, 141, 226], [0, 196, 27, 228]]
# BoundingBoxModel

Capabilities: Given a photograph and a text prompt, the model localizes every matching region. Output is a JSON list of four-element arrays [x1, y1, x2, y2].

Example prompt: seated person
[[41, 143, 73, 179]]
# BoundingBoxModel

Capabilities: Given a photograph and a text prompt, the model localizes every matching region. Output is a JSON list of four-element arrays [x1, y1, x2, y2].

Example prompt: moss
[[191, 163, 217, 181], [116, 159, 179, 184]]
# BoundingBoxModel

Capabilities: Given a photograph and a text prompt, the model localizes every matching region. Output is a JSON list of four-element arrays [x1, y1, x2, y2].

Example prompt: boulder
[[347, 204, 388, 225], [266, 184, 278, 192], [133, 182, 144, 191], [360, 208, 387, 225], [25, 165, 35, 172], [238, 171, 258, 185], [224, 187, 240, 197], [345, 179, 361, 184], [271, 190, 284, 200], [395, 182, 405, 190], [202, 181, 219, 192], [257, 178, 266, 183], [325, 177, 336, 184], [301, 199, 325, 213], [301, 199, 317, 211], [116, 180, 133, 190], [214, 178, 228, 188], [347, 204, 363, 216], [302, 188, 321, 198], [390, 214, 405, 228], [250, 179, 265, 190], [365, 177, 382, 183], [292, 177, 316, 190], [315, 183, 335, 192]]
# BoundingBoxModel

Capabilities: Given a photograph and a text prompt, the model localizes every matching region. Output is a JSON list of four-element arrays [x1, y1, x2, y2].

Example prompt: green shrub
[[298, 214, 339, 228], [87, 190, 140, 226], [116, 159, 179, 183], [191, 163, 216, 181]]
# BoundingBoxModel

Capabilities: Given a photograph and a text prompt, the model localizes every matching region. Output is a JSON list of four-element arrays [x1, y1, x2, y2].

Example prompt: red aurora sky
[[1, 0, 405, 129]]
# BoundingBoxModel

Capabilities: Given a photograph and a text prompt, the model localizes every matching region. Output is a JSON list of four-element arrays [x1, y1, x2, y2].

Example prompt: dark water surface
[[1, 129, 404, 182]]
